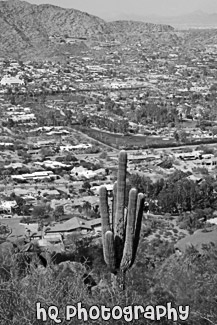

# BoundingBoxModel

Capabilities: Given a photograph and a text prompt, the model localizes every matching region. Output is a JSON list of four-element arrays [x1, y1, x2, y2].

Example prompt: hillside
[[0, 0, 174, 60], [148, 11, 217, 29], [108, 20, 174, 34], [0, 0, 112, 60], [104, 11, 217, 29]]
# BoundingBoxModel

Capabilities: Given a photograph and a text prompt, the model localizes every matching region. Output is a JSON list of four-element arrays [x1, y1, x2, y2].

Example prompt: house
[[36, 160, 71, 170], [0, 200, 17, 213], [200, 157, 217, 169], [87, 218, 102, 233], [71, 196, 100, 209], [91, 184, 113, 195], [45, 217, 92, 237], [0, 142, 14, 150], [10, 114, 36, 123], [39, 189, 61, 199], [187, 175, 203, 183], [174, 151, 202, 161], [1, 75, 25, 86], [11, 171, 56, 183], [70, 166, 97, 180], [60, 143, 92, 152]]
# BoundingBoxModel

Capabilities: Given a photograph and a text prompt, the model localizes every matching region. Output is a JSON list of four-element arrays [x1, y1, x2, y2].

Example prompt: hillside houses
[[45, 216, 101, 237], [4, 105, 37, 126], [11, 171, 59, 183], [1, 75, 24, 86], [60, 144, 92, 152], [70, 166, 106, 180], [0, 200, 17, 214], [1, 30, 217, 249], [1, 45, 217, 144], [35, 160, 71, 170]]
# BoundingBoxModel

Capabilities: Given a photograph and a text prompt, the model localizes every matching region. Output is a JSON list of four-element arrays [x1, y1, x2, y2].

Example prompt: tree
[[64, 153, 77, 163], [82, 181, 91, 192], [174, 130, 179, 142], [53, 205, 64, 221], [82, 201, 91, 212], [99, 151, 108, 159], [69, 184, 74, 194], [39, 147, 53, 159], [10, 95, 16, 105], [179, 130, 188, 143], [32, 204, 52, 220], [7, 119, 15, 128]]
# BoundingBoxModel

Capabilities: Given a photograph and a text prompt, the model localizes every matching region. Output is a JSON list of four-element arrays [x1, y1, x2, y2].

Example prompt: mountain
[[0, 0, 112, 60], [108, 20, 174, 33], [152, 11, 217, 29], [0, 0, 174, 60], [103, 11, 217, 29]]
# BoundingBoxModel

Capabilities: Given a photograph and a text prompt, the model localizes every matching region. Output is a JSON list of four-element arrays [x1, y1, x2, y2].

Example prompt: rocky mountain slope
[[0, 0, 174, 60], [108, 20, 174, 34]]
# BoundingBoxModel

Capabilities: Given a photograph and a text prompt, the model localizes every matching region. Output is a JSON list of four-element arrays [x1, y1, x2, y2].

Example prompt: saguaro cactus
[[99, 150, 144, 289]]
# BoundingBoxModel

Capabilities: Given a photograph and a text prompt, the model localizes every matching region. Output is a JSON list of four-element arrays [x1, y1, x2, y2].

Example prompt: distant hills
[[108, 20, 173, 34], [103, 11, 217, 29], [0, 0, 174, 60], [0, 0, 109, 60]]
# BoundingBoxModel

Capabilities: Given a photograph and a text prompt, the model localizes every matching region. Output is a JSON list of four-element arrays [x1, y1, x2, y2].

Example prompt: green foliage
[[0, 223, 217, 325], [64, 153, 78, 162], [156, 244, 217, 325], [32, 204, 52, 220], [197, 145, 214, 155], [129, 170, 216, 217], [53, 205, 64, 221], [99, 151, 108, 159], [0, 225, 9, 237], [82, 181, 91, 192]]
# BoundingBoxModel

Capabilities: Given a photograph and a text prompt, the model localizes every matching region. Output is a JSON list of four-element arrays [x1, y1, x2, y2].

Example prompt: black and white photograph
[[0, 0, 217, 324]]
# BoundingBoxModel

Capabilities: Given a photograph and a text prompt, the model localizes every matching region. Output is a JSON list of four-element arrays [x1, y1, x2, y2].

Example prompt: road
[[75, 126, 217, 156], [75, 141, 217, 161]]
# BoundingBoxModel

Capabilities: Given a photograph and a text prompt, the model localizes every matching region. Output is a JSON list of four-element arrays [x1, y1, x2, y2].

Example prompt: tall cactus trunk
[[111, 270, 126, 291], [99, 150, 144, 291], [120, 188, 138, 272], [112, 182, 117, 233], [114, 151, 127, 268]]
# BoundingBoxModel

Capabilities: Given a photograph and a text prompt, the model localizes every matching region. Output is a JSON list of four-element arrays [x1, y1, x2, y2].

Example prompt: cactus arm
[[104, 231, 116, 273], [99, 186, 111, 248], [112, 182, 117, 233], [115, 151, 127, 222], [131, 193, 144, 267], [114, 150, 127, 266], [120, 188, 138, 272]]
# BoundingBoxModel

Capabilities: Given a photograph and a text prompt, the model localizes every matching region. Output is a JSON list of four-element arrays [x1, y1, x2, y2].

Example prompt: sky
[[26, 0, 217, 18]]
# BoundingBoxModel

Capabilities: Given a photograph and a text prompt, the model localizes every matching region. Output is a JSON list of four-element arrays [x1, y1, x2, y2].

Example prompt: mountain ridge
[[0, 0, 174, 60], [102, 10, 217, 29]]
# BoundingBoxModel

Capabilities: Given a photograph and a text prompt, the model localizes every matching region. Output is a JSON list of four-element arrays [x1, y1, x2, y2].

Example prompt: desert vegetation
[[1, 151, 217, 324]]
